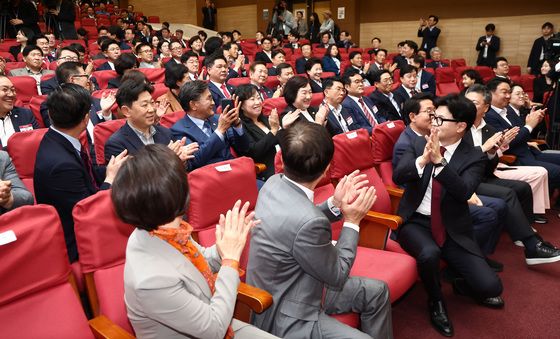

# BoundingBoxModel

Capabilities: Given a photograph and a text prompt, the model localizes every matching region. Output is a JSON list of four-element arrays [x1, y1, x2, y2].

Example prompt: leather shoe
[[534, 215, 548, 224], [429, 300, 454, 337], [485, 257, 504, 272], [479, 296, 505, 309]]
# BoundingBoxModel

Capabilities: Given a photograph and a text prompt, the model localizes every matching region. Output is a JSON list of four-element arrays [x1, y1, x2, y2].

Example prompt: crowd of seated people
[[2, 2, 560, 337]]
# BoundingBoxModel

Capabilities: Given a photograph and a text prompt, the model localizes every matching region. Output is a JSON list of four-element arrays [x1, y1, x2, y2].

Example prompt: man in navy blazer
[[412, 56, 436, 95], [369, 70, 404, 123], [95, 39, 121, 71], [417, 15, 441, 58], [322, 77, 360, 136], [484, 78, 560, 192], [295, 43, 312, 74], [40, 46, 82, 96], [34, 84, 127, 263], [171, 80, 250, 170], [0, 76, 40, 148], [205, 55, 236, 113], [393, 65, 421, 114], [249, 61, 275, 99], [342, 69, 385, 134]]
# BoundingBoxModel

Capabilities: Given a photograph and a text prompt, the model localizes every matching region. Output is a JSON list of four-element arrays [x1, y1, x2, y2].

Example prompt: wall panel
[[217, 5, 258, 35], [131, 0, 197, 24]]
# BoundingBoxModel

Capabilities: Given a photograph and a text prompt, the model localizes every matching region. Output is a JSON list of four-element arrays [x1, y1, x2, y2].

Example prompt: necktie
[[260, 87, 269, 100], [80, 148, 99, 191], [203, 120, 213, 137], [430, 146, 447, 247], [410, 89, 418, 96], [220, 83, 231, 99], [359, 98, 376, 127]]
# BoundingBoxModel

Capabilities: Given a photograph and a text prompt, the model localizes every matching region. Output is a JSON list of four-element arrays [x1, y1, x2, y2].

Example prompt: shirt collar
[[471, 119, 486, 133], [210, 80, 225, 89], [284, 175, 314, 201], [50, 126, 81, 153], [187, 114, 207, 131], [509, 105, 520, 116], [128, 121, 156, 139], [442, 138, 462, 157], [491, 105, 507, 116]]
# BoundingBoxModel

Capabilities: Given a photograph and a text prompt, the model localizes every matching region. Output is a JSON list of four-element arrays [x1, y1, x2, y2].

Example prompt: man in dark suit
[[34, 84, 127, 263], [202, 0, 217, 30], [412, 56, 437, 95], [346, 51, 372, 86], [369, 70, 403, 122], [254, 38, 274, 64], [171, 80, 250, 170], [205, 55, 236, 113], [527, 22, 555, 75], [322, 77, 360, 136], [40, 46, 81, 96], [342, 69, 385, 134], [6, 0, 41, 38], [465, 84, 560, 260], [476, 24, 500, 67], [305, 58, 324, 93], [395, 40, 418, 70], [249, 62, 275, 100], [392, 64, 419, 117], [0, 75, 40, 148], [425, 47, 450, 69], [284, 31, 301, 50], [295, 43, 313, 74], [393, 94, 504, 337], [95, 39, 121, 71], [267, 49, 286, 76], [247, 121, 391, 338], [417, 15, 441, 59], [46, 0, 78, 39]]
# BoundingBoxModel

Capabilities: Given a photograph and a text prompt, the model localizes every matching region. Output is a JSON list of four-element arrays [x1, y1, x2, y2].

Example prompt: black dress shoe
[[525, 241, 560, 265], [429, 300, 454, 337], [534, 215, 548, 224], [479, 296, 505, 309], [485, 257, 504, 272]]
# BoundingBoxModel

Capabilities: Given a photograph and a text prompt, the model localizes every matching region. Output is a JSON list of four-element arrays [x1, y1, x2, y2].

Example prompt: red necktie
[[80, 148, 99, 191], [359, 98, 376, 127], [431, 146, 446, 247], [260, 87, 269, 99], [220, 83, 231, 98]]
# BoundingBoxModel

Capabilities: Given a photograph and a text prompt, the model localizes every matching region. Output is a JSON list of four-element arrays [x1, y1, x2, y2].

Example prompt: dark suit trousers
[[484, 176, 534, 221], [399, 214, 502, 301], [470, 195, 506, 254], [476, 182, 535, 241]]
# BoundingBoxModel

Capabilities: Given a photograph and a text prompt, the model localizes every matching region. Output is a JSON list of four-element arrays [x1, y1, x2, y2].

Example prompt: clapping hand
[[215, 200, 260, 261], [105, 150, 129, 184], [100, 91, 117, 117], [281, 109, 301, 128], [0, 180, 13, 209]]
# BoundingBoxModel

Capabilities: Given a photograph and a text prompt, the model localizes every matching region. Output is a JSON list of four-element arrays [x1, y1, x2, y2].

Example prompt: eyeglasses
[[171, 47, 183, 51], [71, 74, 90, 79], [58, 56, 79, 62], [139, 49, 153, 54], [419, 108, 435, 115], [430, 114, 460, 126], [0, 87, 17, 95]]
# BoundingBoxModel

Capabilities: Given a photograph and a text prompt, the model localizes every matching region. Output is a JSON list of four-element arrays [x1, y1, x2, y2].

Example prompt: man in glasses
[[40, 46, 81, 96], [136, 43, 159, 69], [393, 94, 504, 337]]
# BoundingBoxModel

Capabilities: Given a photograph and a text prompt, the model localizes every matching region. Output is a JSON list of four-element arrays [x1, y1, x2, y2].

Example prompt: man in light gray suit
[[0, 151, 34, 215], [247, 122, 393, 338]]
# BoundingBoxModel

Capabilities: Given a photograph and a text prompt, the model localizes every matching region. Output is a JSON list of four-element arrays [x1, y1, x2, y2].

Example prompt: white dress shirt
[[0, 114, 15, 146]]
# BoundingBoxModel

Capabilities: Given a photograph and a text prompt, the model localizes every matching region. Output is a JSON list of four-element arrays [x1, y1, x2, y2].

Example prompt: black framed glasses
[[430, 114, 460, 126]]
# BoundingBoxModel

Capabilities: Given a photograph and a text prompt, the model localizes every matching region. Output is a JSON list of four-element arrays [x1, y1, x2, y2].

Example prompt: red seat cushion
[[160, 110, 186, 128], [7, 129, 48, 180], [93, 119, 126, 165], [92, 70, 118, 89], [94, 265, 134, 334], [262, 97, 287, 116], [372, 120, 405, 163], [9, 76, 38, 105]]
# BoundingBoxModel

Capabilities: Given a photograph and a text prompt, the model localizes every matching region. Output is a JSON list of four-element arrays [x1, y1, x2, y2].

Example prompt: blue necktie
[[203, 120, 213, 137]]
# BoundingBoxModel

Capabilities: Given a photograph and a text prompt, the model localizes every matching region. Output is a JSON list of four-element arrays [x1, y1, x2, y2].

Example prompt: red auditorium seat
[[509, 65, 521, 77], [93, 119, 126, 165], [364, 86, 376, 97], [371, 120, 406, 189], [474, 66, 494, 83], [9, 76, 38, 106], [81, 17, 96, 26], [227, 77, 251, 87], [451, 58, 466, 69], [519, 74, 536, 100], [321, 71, 336, 79], [151, 83, 167, 100], [147, 16, 160, 23], [0, 205, 131, 339], [91, 70, 118, 89], [454, 66, 474, 87], [159, 110, 186, 129], [310, 92, 324, 107], [138, 67, 165, 83], [5, 62, 26, 73], [393, 68, 401, 83], [0, 51, 14, 62], [6, 128, 48, 197], [73, 190, 136, 334], [28, 95, 47, 128], [262, 97, 287, 116], [435, 67, 460, 95], [264, 76, 280, 90]]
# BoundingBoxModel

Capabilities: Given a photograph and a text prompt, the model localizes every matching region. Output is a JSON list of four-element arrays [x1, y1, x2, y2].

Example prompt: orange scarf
[[151, 221, 234, 339]]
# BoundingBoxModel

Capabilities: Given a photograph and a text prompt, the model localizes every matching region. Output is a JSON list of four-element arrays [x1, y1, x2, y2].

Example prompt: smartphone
[[221, 98, 234, 112]]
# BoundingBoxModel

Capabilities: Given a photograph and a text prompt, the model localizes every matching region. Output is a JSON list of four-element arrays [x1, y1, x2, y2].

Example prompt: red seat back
[[159, 110, 186, 128], [7, 128, 48, 180], [371, 120, 406, 163], [435, 67, 455, 83], [262, 97, 287, 116], [151, 83, 168, 100], [5, 62, 26, 73], [0, 205, 94, 339], [330, 129, 392, 214], [474, 66, 493, 82], [91, 70, 117, 89], [9, 76, 38, 106], [29, 95, 47, 128], [310, 92, 324, 107], [93, 119, 126, 165], [509, 65, 521, 77], [227, 77, 251, 87], [138, 67, 165, 84], [147, 16, 160, 23], [450, 58, 466, 69], [0, 51, 15, 62]]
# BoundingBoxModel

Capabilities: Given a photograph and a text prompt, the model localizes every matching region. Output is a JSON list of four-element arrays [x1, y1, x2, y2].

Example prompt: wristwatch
[[434, 158, 448, 168]]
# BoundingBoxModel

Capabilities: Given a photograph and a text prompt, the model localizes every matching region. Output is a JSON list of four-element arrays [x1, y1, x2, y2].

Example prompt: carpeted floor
[[392, 210, 560, 339]]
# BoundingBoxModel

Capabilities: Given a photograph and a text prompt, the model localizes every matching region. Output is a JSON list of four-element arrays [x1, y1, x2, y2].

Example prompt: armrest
[[530, 139, 547, 145], [358, 211, 403, 249], [89, 315, 135, 339], [499, 154, 517, 165], [237, 282, 273, 314], [386, 186, 403, 215], [255, 163, 267, 174]]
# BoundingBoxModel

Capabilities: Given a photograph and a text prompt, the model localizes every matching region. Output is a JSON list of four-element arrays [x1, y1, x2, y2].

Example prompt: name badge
[[345, 116, 353, 125], [19, 124, 33, 132], [372, 106, 378, 113], [422, 84, 429, 89]]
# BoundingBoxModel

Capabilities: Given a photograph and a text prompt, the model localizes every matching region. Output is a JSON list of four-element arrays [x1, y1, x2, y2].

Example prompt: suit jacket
[[321, 56, 340, 75], [50, 0, 78, 39], [476, 35, 500, 67], [392, 126, 422, 168], [267, 66, 279, 76], [1, 107, 40, 148], [34, 128, 109, 262], [240, 116, 278, 180], [208, 82, 236, 113], [202, 5, 217, 30], [8, 68, 54, 78], [124, 228, 242, 338], [255, 85, 274, 100], [95, 61, 113, 71], [341, 95, 385, 135], [426, 60, 450, 69], [104, 122, 173, 162], [254, 51, 273, 64], [295, 57, 309, 74], [369, 90, 403, 123], [464, 122, 500, 179], [418, 70, 436, 95], [40, 97, 106, 128], [8, 45, 23, 61], [484, 106, 535, 161], [170, 114, 250, 170], [393, 136, 486, 257], [280, 105, 318, 128], [527, 36, 548, 74], [246, 174, 354, 338], [309, 79, 323, 93], [325, 105, 361, 136], [417, 26, 441, 54], [157, 90, 183, 115], [40, 76, 59, 96], [0, 151, 33, 214]]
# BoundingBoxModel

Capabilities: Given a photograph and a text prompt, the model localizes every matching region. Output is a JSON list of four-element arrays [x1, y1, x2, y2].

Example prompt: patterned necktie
[[430, 146, 447, 247], [359, 98, 376, 127], [410, 89, 418, 96], [80, 148, 99, 191], [203, 120, 213, 137], [220, 83, 231, 99], [260, 87, 269, 100]]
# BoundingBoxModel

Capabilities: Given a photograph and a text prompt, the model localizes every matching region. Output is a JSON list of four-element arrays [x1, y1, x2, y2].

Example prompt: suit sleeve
[[475, 37, 483, 51], [0, 154, 33, 212], [104, 137, 126, 163], [393, 141, 424, 186], [241, 130, 278, 161], [172, 125, 228, 169], [490, 37, 500, 52], [293, 216, 358, 288], [434, 152, 485, 202], [228, 127, 251, 156]]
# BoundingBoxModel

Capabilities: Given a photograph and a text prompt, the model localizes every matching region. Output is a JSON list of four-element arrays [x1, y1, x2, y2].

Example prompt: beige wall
[[130, 0, 197, 24], [360, 14, 560, 72], [216, 5, 258, 36]]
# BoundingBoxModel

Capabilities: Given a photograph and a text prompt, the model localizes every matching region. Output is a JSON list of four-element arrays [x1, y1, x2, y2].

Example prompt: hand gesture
[[314, 104, 329, 126], [105, 150, 129, 184], [427, 127, 442, 164], [272, 85, 283, 98], [467, 193, 483, 206], [217, 99, 240, 133], [85, 59, 94, 75], [215, 200, 259, 261], [0, 180, 13, 209], [388, 63, 398, 72], [333, 170, 369, 209], [526, 107, 546, 128], [180, 142, 199, 162], [501, 127, 519, 148], [156, 97, 170, 118], [419, 18, 427, 27], [168, 137, 186, 160], [341, 185, 377, 225], [269, 108, 280, 134], [481, 132, 502, 154], [282, 109, 301, 128], [100, 91, 117, 116], [363, 61, 371, 74]]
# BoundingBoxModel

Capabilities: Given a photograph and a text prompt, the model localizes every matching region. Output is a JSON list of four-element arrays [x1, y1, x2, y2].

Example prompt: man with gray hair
[[426, 47, 450, 69]]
